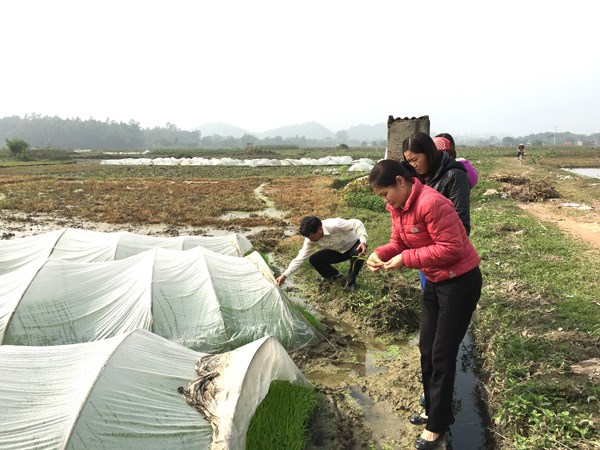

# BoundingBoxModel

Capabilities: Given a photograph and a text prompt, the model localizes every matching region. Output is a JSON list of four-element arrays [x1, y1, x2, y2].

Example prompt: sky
[[1, 0, 599, 137]]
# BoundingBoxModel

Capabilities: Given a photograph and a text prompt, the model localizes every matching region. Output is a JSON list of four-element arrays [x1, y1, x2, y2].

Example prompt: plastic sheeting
[[0, 247, 319, 352], [0, 330, 308, 450], [101, 155, 355, 167], [0, 228, 253, 276], [347, 158, 375, 172]]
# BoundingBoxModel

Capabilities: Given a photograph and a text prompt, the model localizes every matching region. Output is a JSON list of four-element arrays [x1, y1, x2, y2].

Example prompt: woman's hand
[[357, 242, 368, 257], [366, 252, 384, 272], [383, 254, 404, 271]]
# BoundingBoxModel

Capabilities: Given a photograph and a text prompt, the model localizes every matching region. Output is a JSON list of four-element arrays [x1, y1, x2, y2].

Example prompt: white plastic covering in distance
[[101, 155, 354, 167], [0, 228, 253, 276], [347, 158, 375, 172], [0, 330, 309, 450], [0, 247, 319, 352]]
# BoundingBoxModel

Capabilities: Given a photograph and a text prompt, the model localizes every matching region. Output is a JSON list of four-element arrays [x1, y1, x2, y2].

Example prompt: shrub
[[5, 138, 30, 159]]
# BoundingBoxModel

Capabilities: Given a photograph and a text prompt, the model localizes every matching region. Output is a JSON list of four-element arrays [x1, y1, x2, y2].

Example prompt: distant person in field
[[275, 216, 368, 291], [517, 144, 526, 165], [434, 133, 478, 189]]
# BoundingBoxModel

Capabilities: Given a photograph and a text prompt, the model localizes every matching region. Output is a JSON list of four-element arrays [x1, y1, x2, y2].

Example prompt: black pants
[[308, 240, 364, 283], [420, 267, 482, 433]]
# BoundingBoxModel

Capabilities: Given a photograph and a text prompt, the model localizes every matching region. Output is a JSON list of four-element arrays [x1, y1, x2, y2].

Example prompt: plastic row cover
[[0, 228, 253, 276], [0, 247, 319, 352], [0, 330, 308, 450]]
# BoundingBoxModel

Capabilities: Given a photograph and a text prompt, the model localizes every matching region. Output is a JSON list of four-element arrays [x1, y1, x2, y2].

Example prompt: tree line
[[0, 115, 386, 150], [1, 114, 597, 151]]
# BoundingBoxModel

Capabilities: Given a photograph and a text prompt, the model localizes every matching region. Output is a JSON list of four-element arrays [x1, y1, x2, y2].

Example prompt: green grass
[[246, 380, 320, 450], [328, 150, 600, 449]]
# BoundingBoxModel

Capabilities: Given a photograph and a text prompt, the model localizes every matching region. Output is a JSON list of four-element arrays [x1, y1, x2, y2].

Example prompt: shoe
[[419, 393, 426, 408], [321, 273, 344, 285], [343, 281, 357, 291], [414, 432, 444, 450], [409, 412, 428, 425]]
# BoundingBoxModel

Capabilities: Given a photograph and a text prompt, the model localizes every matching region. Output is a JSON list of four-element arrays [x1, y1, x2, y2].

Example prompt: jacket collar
[[430, 151, 466, 183]]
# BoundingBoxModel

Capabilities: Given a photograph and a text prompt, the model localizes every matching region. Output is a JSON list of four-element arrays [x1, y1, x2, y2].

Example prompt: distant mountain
[[193, 122, 249, 138], [256, 121, 335, 140], [346, 123, 387, 142], [191, 120, 388, 141]]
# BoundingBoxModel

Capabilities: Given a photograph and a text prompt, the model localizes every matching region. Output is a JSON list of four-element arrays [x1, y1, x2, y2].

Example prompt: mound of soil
[[495, 174, 561, 202]]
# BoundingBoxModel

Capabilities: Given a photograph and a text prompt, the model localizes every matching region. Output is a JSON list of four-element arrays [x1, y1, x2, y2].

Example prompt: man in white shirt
[[275, 216, 368, 290]]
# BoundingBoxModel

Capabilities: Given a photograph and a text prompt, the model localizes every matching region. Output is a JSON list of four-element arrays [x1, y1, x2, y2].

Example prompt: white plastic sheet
[[0, 228, 253, 276], [0, 330, 308, 450], [101, 155, 355, 167], [0, 247, 319, 351]]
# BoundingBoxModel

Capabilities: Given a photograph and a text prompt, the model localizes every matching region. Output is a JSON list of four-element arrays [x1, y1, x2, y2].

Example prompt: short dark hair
[[369, 159, 414, 188], [402, 132, 442, 178], [299, 216, 322, 236], [435, 132, 456, 159]]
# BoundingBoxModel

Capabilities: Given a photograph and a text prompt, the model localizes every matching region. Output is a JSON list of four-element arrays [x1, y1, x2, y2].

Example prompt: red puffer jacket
[[374, 178, 480, 282]]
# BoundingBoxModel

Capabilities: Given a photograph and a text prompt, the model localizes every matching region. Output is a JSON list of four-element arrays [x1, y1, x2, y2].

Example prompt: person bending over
[[275, 216, 368, 291], [366, 159, 482, 450]]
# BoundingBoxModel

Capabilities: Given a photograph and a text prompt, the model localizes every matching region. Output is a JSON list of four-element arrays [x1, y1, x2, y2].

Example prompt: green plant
[[494, 386, 596, 449], [345, 191, 385, 212], [5, 138, 30, 159], [246, 381, 320, 450], [295, 304, 323, 333]]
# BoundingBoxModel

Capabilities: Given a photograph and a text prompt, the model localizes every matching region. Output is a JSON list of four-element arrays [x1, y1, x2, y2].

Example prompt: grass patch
[[246, 380, 320, 450]]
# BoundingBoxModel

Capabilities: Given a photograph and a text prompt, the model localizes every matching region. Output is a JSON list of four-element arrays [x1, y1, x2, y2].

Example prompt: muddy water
[[449, 331, 493, 449]]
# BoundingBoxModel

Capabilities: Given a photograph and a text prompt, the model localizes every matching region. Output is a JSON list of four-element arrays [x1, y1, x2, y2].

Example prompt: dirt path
[[519, 201, 600, 249], [506, 163, 600, 250]]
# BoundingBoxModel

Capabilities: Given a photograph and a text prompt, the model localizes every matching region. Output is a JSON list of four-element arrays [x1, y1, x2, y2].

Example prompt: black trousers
[[308, 240, 364, 282], [420, 267, 482, 433]]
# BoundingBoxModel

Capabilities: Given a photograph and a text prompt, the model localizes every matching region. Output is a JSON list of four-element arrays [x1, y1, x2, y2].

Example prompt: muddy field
[[3, 158, 599, 450], [0, 204, 431, 450]]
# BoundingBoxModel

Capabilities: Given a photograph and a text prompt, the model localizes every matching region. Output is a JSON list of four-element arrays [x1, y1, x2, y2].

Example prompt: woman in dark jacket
[[402, 132, 472, 235]]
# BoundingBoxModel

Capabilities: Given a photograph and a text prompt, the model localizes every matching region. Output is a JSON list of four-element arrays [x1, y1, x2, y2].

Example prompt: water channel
[[562, 167, 600, 179]]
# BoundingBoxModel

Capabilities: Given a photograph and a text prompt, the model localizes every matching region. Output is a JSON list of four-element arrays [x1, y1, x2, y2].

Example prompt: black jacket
[[425, 151, 472, 235]]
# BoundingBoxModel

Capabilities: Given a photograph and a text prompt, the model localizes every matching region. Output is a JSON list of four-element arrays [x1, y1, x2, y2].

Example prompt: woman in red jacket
[[366, 159, 482, 450]]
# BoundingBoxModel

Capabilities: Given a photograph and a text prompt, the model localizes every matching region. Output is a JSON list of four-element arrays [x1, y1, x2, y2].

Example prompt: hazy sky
[[1, 0, 598, 136]]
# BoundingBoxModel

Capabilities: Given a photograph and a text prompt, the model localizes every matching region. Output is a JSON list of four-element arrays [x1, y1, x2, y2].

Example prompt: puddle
[[563, 167, 600, 179]]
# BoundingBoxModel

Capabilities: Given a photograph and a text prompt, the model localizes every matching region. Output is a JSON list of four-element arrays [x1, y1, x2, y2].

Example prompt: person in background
[[517, 143, 526, 165], [275, 216, 368, 291], [434, 133, 478, 189], [366, 159, 482, 450]]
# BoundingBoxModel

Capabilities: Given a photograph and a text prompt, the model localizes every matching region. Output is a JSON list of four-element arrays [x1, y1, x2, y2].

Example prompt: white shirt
[[282, 218, 368, 277]]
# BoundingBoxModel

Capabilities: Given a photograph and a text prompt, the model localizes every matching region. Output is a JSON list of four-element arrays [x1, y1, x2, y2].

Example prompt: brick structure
[[386, 115, 430, 161]]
